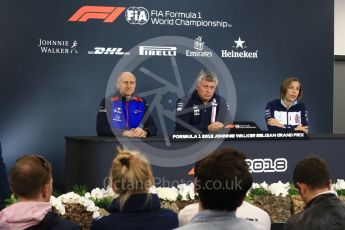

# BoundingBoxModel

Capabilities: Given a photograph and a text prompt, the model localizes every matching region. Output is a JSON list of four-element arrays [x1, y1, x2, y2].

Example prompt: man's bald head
[[116, 72, 136, 97]]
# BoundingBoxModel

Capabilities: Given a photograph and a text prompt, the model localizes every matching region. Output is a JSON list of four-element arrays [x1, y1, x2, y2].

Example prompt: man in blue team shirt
[[175, 69, 232, 133], [97, 72, 156, 138]]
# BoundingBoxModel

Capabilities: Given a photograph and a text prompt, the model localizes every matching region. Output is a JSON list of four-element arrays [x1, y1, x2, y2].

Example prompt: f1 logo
[[69, 6, 126, 23]]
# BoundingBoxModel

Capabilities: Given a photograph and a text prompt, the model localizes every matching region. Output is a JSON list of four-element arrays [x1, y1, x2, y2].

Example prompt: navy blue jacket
[[265, 99, 308, 132], [175, 90, 232, 132], [96, 94, 157, 136], [284, 193, 345, 230], [26, 211, 81, 230], [90, 193, 178, 230]]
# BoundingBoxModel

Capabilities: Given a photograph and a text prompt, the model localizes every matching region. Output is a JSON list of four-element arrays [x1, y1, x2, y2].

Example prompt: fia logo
[[125, 6, 150, 25]]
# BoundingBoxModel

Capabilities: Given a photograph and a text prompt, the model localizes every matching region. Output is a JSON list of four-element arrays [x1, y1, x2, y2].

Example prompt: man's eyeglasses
[[35, 155, 49, 171]]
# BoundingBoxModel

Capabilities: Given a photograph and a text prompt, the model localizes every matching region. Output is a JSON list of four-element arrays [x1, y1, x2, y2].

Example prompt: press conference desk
[[65, 134, 345, 230], [65, 134, 345, 190]]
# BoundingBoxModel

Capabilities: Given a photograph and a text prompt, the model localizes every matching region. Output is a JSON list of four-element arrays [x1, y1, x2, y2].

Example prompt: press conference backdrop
[[0, 0, 334, 190]]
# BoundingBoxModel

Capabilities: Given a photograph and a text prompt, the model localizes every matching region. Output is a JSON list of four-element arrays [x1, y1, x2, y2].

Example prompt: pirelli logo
[[139, 46, 177, 56], [69, 6, 126, 23]]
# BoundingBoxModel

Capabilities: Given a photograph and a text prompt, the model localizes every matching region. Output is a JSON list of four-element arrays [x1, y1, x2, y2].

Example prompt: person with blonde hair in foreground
[[90, 148, 178, 230]]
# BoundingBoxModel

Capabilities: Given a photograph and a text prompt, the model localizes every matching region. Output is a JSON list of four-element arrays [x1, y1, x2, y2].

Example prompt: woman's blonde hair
[[110, 147, 153, 210]]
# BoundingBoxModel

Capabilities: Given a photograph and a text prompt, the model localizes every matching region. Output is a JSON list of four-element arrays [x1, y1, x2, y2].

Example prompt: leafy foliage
[[72, 184, 88, 196], [89, 197, 114, 209], [4, 194, 17, 206], [288, 184, 299, 196], [249, 188, 272, 196], [336, 189, 345, 196], [176, 194, 183, 201], [52, 189, 61, 197]]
